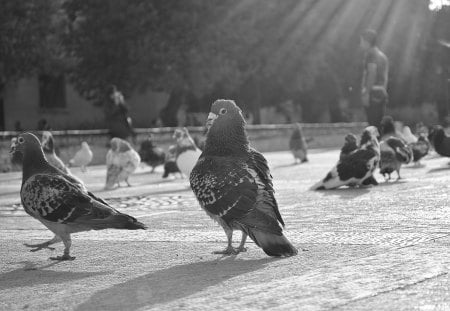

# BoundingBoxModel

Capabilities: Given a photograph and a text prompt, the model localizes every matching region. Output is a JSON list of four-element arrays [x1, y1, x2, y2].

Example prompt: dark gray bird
[[408, 133, 430, 166], [339, 134, 358, 161], [289, 123, 308, 164], [311, 126, 380, 190], [380, 115, 405, 142], [41, 131, 70, 174], [138, 134, 165, 172], [379, 137, 412, 180], [10, 132, 146, 261], [428, 125, 450, 158], [190, 100, 297, 257]]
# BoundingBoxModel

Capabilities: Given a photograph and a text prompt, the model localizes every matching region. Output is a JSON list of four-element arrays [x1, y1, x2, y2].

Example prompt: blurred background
[[1, 0, 450, 131]]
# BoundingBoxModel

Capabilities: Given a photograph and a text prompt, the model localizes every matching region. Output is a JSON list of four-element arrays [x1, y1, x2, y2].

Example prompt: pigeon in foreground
[[289, 123, 308, 164], [41, 131, 70, 174], [190, 99, 297, 257], [408, 134, 430, 166], [69, 141, 93, 172], [339, 134, 358, 161], [173, 128, 202, 178], [428, 125, 450, 158], [10, 133, 146, 260], [379, 137, 412, 180], [138, 134, 165, 172], [310, 126, 380, 190], [105, 138, 141, 189]]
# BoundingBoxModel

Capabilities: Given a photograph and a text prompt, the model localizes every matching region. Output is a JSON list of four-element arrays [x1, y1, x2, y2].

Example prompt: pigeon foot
[[50, 254, 76, 261], [213, 246, 239, 255]]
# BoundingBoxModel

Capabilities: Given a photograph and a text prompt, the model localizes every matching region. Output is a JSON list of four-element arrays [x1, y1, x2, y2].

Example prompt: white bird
[[105, 138, 141, 189], [41, 131, 70, 174], [69, 141, 93, 172], [401, 126, 418, 144], [173, 128, 202, 178]]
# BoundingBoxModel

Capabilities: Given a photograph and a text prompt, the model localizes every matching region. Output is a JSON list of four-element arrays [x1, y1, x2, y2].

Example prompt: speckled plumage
[[379, 136, 412, 180], [190, 99, 297, 257], [105, 138, 141, 189], [11, 132, 146, 260]]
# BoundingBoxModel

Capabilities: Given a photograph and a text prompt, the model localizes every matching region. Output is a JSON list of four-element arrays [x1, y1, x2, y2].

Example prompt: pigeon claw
[[213, 246, 240, 255], [50, 254, 76, 261]]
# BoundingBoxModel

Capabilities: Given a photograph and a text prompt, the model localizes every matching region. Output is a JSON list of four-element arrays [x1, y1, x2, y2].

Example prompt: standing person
[[360, 29, 389, 128], [105, 85, 135, 141]]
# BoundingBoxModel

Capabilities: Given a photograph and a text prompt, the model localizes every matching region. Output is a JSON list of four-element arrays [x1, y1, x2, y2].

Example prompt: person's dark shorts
[[366, 87, 388, 128]]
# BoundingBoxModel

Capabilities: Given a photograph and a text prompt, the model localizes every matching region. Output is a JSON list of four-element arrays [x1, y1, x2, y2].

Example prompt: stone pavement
[[0, 149, 449, 311]]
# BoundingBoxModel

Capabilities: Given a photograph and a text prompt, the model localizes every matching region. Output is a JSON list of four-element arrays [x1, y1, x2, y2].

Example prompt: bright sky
[[429, 0, 450, 10]]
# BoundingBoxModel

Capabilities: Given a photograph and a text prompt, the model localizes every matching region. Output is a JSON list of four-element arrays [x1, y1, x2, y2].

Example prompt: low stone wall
[[0, 122, 367, 172]]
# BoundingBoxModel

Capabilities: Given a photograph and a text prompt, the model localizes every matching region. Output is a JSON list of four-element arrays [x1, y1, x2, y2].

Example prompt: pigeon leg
[[50, 235, 75, 261], [150, 167, 155, 173], [213, 228, 238, 255], [125, 178, 131, 187], [396, 170, 402, 180], [236, 232, 248, 253], [24, 235, 61, 252]]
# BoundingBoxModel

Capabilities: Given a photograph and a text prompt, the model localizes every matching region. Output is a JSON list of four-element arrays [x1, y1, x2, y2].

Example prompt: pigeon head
[[41, 131, 55, 153], [204, 99, 249, 155], [110, 137, 131, 152], [11, 132, 49, 179], [81, 141, 90, 149], [360, 126, 380, 147], [380, 115, 395, 136], [344, 133, 357, 145]]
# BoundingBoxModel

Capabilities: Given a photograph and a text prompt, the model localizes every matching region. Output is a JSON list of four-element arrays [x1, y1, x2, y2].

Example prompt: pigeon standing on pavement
[[162, 145, 181, 178], [380, 115, 405, 141], [408, 134, 430, 166], [173, 128, 202, 178], [69, 141, 93, 172], [105, 138, 141, 189], [10, 132, 146, 260], [402, 126, 418, 144], [310, 126, 380, 190], [41, 131, 70, 174], [190, 99, 297, 257], [379, 137, 412, 180], [138, 134, 165, 172], [289, 123, 308, 164], [428, 125, 450, 158], [339, 133, 358, 161]]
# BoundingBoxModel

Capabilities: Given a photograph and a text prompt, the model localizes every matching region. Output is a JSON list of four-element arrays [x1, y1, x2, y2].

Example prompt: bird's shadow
[[75, 257, 276, 311], [427, 166, 450, 173], [315, 187, 371, 199], [0, 261, 110, 291], [377, 179, 408, 186], [273, 162, 305, 169]]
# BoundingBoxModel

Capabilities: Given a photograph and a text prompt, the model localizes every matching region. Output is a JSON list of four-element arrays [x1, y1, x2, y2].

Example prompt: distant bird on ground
[[173, 128, 202, 177], [310, 126, 380, 190], [162, 145, 181, 178], [339, 133, 358, 161], [138, 134, 165, 172], [105, 138, 141, 189], [41, 131, 70, 174], [289, 123, 308, 164], [380, 115, 405, 141], [428, 125, 450, 158], [69, 141, 93, 172], [190, 99, 297, 257], [408, 134, 430, 166], [379, 137, 412, 180], [402, 126, 418, 144], [10, 132, 146, 260]]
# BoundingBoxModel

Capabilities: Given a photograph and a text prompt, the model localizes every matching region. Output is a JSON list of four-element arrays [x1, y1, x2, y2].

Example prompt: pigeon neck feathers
[[21, 139, 54, 183]]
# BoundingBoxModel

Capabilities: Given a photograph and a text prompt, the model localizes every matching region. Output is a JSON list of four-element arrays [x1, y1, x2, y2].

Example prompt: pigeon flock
[[7, 98, 450, 260]]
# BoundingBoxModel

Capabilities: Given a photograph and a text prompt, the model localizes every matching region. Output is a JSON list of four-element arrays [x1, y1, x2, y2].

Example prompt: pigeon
[[428, 125, 450, 158], [173, 128, 202, 178], [339, 133, 358, 161], [105, 138, 141, 189], [379, 137, 412, 180], [408, 133, 430, 166], [41, 131, 70, 174], [138, 134, 165, 172], [289, 123, 308, 164], [310, 126, 380, 190], [10, 132, 146, 260], [162, 145, 181, 178], [69, 141, 93, 172], [402, 126, 418, 144], [190, 99, 297, 257]]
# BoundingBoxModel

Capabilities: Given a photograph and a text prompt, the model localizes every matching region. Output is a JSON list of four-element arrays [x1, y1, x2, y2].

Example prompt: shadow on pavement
[[75, 257, 277, 311], [0, 261, 110, 290], [314, 187, 370, 199], [427, 166, 450, 174]]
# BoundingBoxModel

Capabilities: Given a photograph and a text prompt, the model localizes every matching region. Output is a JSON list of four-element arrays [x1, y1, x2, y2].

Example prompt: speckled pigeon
[[311, 126, 380, 190], [408, 133, 430, 166], [190, 99, 297, 257], [379, 136, 412, 180], [10, 132, 147, 261]]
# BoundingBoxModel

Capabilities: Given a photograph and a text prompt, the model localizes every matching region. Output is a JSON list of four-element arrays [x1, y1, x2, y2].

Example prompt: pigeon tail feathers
[[249, 230, 298, 257]]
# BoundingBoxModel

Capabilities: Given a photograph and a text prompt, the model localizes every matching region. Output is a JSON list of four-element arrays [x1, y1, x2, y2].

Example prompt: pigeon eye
[[219, 108, 227, 115], [18, 137, 25, 144]]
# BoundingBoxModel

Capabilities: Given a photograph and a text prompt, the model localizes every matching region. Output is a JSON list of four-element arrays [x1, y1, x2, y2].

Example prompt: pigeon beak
[[9, 139, 17, 154], [206, 112, 218, 129]]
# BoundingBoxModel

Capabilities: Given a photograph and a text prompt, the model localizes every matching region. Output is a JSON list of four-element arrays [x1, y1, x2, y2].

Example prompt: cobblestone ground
[[0, 149, 449, 311]]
